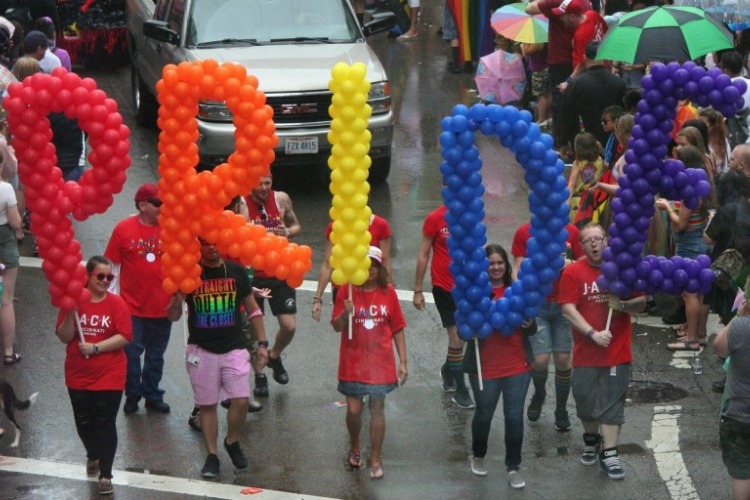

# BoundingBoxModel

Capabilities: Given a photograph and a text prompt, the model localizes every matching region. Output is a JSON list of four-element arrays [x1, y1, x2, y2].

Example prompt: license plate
[[285, 137, 318, 155]]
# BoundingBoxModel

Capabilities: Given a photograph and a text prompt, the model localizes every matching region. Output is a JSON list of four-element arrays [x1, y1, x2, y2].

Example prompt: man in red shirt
[[413, 205, 474, 409], [104, 183, 172, 415], [242, 175, 301, 397], [553, 0, 607, 87], [558, 223, 645, 480]]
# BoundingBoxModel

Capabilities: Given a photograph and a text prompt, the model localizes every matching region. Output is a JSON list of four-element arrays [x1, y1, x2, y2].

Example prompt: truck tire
[[369, 155, 391, 184], [130, 54, 158, 126]]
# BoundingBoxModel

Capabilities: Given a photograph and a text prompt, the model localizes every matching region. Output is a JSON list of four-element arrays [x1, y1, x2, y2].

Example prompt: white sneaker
[[471, 456, 488, 477], [508, 470, 526, 489]]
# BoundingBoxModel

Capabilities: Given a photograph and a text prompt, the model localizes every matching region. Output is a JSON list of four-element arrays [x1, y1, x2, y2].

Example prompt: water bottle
[[692, 354, 704, 375]]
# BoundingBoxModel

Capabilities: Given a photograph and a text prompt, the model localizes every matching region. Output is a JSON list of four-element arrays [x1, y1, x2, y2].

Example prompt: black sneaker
[[581, 433, 601, 466], [254, 374, 269, 397], [527, 393, 544, 422], [451, 387, 475, 409], [440, 363, 457, 392], [224, 438, 249, 472], [145, 400, 171, 413], [201, 453, 220, 478], [267, 356, 289, 385], [599, 447, 625, 479], [188, 408, 201, 432], [123, 396, 139, 414], [220, 399, 231, 409], [554, 409, 571, 432]]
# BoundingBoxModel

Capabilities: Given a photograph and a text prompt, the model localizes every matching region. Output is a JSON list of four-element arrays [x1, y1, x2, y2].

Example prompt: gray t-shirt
[[724, 316, 750, 423]]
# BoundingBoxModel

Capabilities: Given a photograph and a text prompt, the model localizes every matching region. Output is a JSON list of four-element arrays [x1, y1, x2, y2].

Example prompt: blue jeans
[[125, 317, 172, 401], [469, 371, 531, 470]]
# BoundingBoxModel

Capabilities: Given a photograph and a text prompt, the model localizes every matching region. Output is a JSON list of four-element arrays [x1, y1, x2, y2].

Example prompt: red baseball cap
[[134, 183, 159, 202], [552, 0, 584, 16]]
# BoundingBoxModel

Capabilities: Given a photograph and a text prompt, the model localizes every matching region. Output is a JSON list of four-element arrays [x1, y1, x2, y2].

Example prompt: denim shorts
[[675, 229, 709, 259], [530, 302, 572, 355], [338, 381, 397, 397], [0, 224, 19, 268]]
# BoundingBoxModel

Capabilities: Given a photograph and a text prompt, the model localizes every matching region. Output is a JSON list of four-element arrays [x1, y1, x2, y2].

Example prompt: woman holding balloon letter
[[331, 246, 407, 480], [55, 256, 132, 496], [464, 244, 533, 489]]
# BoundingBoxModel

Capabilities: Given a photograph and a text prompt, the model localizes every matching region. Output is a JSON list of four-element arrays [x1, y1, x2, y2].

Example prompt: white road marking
[[644, 405, 699, 500], [0, 456, 336, 500]]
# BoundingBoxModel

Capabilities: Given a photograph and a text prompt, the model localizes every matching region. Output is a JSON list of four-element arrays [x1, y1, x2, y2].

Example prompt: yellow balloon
[[327, 157, 339, 170], [363, 206, 373, 220], [340, 157, 356, 172], [358, 81, 371, 94], [341, 80, 357, 95], [340, 181, 356, 197], [332, 268, 347, 286], [327, 131, 338, 144], [331, 145, 346, 158], [332, 196, 347, 210], [352, 268, 368, 286], [351, 93, 367, 108], [331, 62, 350, 81], [332, 219, 346, 234], [342, 256, 358, 274], [350, 63, 367, 82], [350, 143, 368, 158], [358, 155, 372, 169], [330, 117, 346, 132], [357, 233, 372, 247], [332, 94, 347, 107], [361, 106, 373, 119], [353, 244, 368, 259], [352, 168, 368, 184], [341, 106, 356, 121], [330, 169, 345, 184], [351, 219, 367, 235], [341, 207, 357, 223], [340, 131, 355, 146], [328, 81, 340, 94], [329, 105, 339, 119], [329, 183, 340, 196], [351, 118, 367, 134], [351, 193, 368, 209], [342, 233, 358, 249]]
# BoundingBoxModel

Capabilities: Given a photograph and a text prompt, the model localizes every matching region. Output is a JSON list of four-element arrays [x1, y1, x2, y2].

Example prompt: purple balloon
[[662, 278, 675, 294], [602, 262, 619, 280], [699, 267, 714, 284], [723, 85, 740, 104], [636, 260, 652, 278], [736, 78, 748, 95], [621, 268, 637, 285], [690, 66, 707, 82], [651, 63, 669, 82], [648, 270, 664, 287], [709, 89, 724, 108], [673, 68, 690, 86], [684, 81, 699, 98], [658, 79, 675, 96], [673, 269, 689, 286]]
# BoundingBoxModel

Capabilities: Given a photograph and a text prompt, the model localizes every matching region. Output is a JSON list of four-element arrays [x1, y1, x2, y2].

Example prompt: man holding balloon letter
[[243, 174, 301, 397], [558, 223, 645, 480]]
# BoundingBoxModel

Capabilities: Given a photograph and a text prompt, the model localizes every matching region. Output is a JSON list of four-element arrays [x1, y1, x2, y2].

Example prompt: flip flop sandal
[[666, 340, 701, 352], [348, 449, 364, 468], [3, 353, 21, 366], [369, 465, 384, 479]]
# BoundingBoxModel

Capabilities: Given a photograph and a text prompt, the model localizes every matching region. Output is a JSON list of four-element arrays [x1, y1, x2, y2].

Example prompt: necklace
[[355, 285, 380, 330], [138, 218, 161, 263], [201, 260, 227, 281]]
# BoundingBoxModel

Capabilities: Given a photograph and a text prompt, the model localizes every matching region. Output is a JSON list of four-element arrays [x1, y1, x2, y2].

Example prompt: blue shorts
[[530, 301, 572, 355], [338, 381, 396, 397]]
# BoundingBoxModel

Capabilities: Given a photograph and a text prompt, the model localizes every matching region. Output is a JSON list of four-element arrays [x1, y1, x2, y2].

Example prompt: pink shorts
[[185, 344, 250, 406]]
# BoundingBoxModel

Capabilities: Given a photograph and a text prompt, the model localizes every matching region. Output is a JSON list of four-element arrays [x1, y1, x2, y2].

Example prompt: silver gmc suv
[[126, 0, 395, 184]]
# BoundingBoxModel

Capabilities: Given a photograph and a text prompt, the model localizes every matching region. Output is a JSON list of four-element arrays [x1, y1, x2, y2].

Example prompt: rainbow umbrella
[[490, 3, 548, 44]]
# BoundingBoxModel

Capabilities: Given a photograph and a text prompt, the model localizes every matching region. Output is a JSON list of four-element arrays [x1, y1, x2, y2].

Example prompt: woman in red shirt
[[466, 244, 533, 489], [331, 246, 407, 480], [55, 256, 132, 496]]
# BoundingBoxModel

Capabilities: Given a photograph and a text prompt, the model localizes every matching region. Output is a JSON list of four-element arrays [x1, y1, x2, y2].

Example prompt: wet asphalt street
[[0, 1, 737, 499]]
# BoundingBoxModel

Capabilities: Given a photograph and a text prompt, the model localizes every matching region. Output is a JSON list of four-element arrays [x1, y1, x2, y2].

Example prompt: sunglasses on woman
[[91, 273, 116, 282]]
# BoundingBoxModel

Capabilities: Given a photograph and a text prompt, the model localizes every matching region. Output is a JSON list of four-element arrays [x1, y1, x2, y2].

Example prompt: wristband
[[586, 328, 596, 339], [257, 340, 269, 348], [566, 76, 572, 83], [247, 308, 263, 320], [93, 344, 100, 355], [313, 296, 323, 304], [414, 290, 423, 294]]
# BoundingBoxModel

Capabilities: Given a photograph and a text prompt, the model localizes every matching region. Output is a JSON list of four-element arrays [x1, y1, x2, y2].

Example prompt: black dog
[[0, 381, 38, 448]]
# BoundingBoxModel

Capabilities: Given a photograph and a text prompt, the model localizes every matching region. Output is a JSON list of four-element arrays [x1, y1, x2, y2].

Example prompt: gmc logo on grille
[[279, 103, 318, 114]]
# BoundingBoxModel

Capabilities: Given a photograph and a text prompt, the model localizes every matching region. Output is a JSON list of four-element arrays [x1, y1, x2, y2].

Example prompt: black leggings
[[67, 389, 123, 479]]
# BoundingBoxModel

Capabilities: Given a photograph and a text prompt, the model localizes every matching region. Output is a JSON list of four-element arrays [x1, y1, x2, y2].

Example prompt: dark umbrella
[[596, 6, 734, 64]]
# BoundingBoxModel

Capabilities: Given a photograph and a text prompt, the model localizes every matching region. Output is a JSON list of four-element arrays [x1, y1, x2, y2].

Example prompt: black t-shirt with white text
[[186, 261, 251, 354]]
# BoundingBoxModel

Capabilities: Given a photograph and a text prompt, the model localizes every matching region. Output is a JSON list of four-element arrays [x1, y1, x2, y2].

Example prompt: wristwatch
[[258, 340, 269, 348], [93, 344, 100, 355]]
